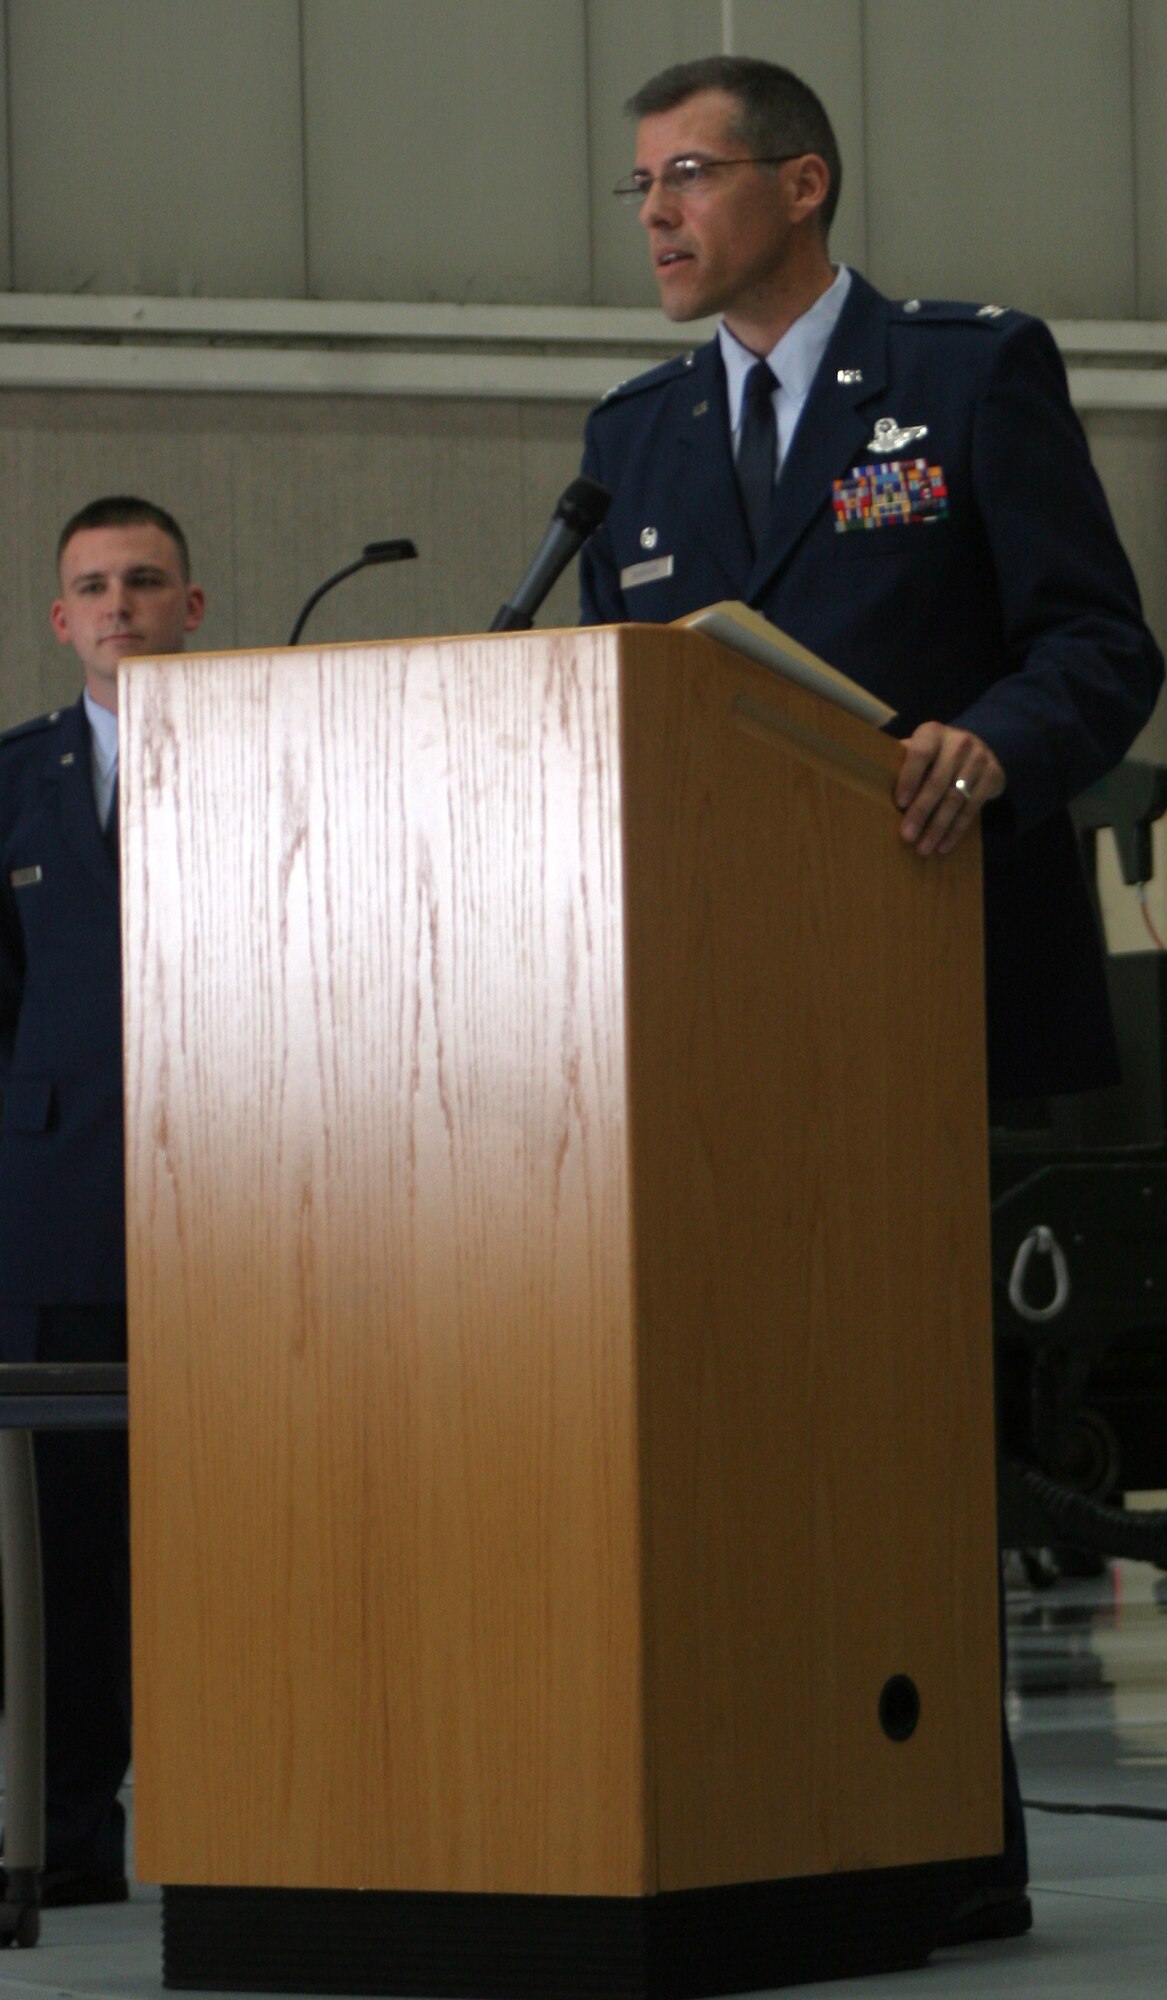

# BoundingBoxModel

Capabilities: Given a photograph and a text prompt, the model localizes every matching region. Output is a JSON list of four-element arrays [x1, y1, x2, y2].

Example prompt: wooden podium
[[120, 625, 1001, 1998]]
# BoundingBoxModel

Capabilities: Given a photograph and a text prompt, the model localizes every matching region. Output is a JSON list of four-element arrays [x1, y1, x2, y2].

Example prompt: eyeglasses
[[612, 154, 802, 204]]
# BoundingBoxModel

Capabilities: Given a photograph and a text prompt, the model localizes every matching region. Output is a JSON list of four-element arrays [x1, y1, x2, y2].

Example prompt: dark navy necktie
[[737, 358, 778, 553], [104, 776, 119, 863]]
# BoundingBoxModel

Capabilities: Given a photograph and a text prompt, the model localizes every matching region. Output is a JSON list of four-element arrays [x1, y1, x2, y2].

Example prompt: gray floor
[[1, 1558, 1165, 1999]]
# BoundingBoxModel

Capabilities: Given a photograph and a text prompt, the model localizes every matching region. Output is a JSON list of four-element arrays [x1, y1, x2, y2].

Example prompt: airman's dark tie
[[737, 358, 778, 553], [104, 776, 119, 863]]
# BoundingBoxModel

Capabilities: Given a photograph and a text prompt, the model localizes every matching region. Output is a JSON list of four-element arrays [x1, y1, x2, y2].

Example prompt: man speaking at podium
[[578, 54, 1162, 1942], [579, 54, 1162, 1108]]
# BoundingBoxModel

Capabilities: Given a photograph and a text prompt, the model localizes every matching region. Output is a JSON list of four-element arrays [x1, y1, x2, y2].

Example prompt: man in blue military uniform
[[0, 497, 205, 1904], [579, 55, 1163, 1945], [580, 55, 1163, 1106]]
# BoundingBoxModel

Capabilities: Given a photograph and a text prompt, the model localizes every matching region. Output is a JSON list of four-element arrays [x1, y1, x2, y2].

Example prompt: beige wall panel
[[1132, 0, 1167, 317], [863, 0, 1136, 318], [587, 0, 730, 308], [725, 0, 867, 271], [1083, 411, 1167, 765], [302, 0, 590, 303], [8, 0, 306, 297], [226, 398, 586, 647], [587, 0, 865, 307], [0, 391, 587, 732]]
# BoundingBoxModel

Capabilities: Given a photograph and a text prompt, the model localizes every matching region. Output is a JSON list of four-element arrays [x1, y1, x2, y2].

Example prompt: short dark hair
[[57, 495, 192, 580], [626, 56, 842, 235]]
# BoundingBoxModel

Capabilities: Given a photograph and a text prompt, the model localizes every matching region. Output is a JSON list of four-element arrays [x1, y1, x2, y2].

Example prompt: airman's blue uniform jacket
[[0, 696, 124, 1304], [579, 270, 1164, 1098]]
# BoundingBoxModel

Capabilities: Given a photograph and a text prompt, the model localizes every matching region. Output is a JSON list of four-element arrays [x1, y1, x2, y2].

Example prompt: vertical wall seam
[[858, 0, 871, 278], [297, 0, 311, 299], [1129, 0, 1141, 318], [582, 0, 597, 307], [3, 0, 15, 290]]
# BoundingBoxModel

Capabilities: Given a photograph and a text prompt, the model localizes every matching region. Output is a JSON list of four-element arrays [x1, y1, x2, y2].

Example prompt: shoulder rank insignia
[[599, 350, 692, 404], [0, 708, 62, 751]]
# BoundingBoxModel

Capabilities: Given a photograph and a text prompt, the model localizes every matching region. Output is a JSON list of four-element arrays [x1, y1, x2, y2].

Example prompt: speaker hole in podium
[[879, 1674, 921, 1742]]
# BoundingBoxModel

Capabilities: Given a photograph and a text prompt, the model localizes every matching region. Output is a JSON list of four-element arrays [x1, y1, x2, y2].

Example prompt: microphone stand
[[288, 539, 418, 645], [488, 477, 611, 634]]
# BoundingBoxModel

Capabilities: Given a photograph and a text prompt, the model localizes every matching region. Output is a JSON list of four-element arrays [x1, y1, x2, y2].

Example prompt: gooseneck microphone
[[489, 478, 611, 632], [289, 539, 418, 645]]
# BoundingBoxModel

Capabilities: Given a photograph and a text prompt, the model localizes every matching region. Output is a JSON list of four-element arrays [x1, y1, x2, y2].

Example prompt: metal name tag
[[620, 555, 674, 589], [11, 866, 42, 888]]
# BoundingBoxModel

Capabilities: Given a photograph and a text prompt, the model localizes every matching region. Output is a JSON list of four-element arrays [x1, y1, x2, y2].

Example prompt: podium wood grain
[[122, 626, 1000, 1900], [619, 633, 997, 1887]]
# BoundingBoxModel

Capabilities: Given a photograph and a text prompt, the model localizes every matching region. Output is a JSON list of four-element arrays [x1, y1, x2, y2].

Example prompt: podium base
[[162, 1861, 977, 1997]]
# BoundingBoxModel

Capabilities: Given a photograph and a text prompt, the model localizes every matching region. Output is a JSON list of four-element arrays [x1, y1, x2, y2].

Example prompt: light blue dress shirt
[[83, 690, 118, 830], [719, 263, 852, 477]]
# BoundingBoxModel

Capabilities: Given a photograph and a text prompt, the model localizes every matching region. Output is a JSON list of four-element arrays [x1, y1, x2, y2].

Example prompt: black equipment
[[992, 758, 1167, 1559], [489, 478, 611, 633], [289, 539, 418, 646]]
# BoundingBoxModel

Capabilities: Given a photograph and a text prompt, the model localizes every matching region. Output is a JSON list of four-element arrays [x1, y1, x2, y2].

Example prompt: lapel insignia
[[692, 400, 709, 417], [640, 526, 659, 550], [868, 415, 928, 454], [833, 457, 949, 532], [977, 302, 1008, 318], [836, 368, 863, 385], [59, 751, 75, 766]]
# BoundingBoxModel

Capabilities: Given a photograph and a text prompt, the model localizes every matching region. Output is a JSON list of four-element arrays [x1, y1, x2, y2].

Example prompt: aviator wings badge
[[868, 415, 929, 453]]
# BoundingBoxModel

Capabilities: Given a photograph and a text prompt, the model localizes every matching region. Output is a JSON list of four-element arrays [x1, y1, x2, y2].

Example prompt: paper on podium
[[674, 600, 896, 727]]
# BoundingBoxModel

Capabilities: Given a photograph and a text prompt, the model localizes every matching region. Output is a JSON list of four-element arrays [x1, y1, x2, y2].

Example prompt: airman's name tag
[[620, 555, 674, 589], [11, 866, 41, 888]]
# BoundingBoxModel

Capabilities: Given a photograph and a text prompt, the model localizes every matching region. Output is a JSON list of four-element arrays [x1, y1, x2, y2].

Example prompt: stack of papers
[[674, 601, 896, 727]]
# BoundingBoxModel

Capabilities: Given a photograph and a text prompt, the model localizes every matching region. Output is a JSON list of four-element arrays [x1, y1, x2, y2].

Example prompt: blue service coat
[[579, 270, 1164, 1099], [0, 696, 125, 1305]]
